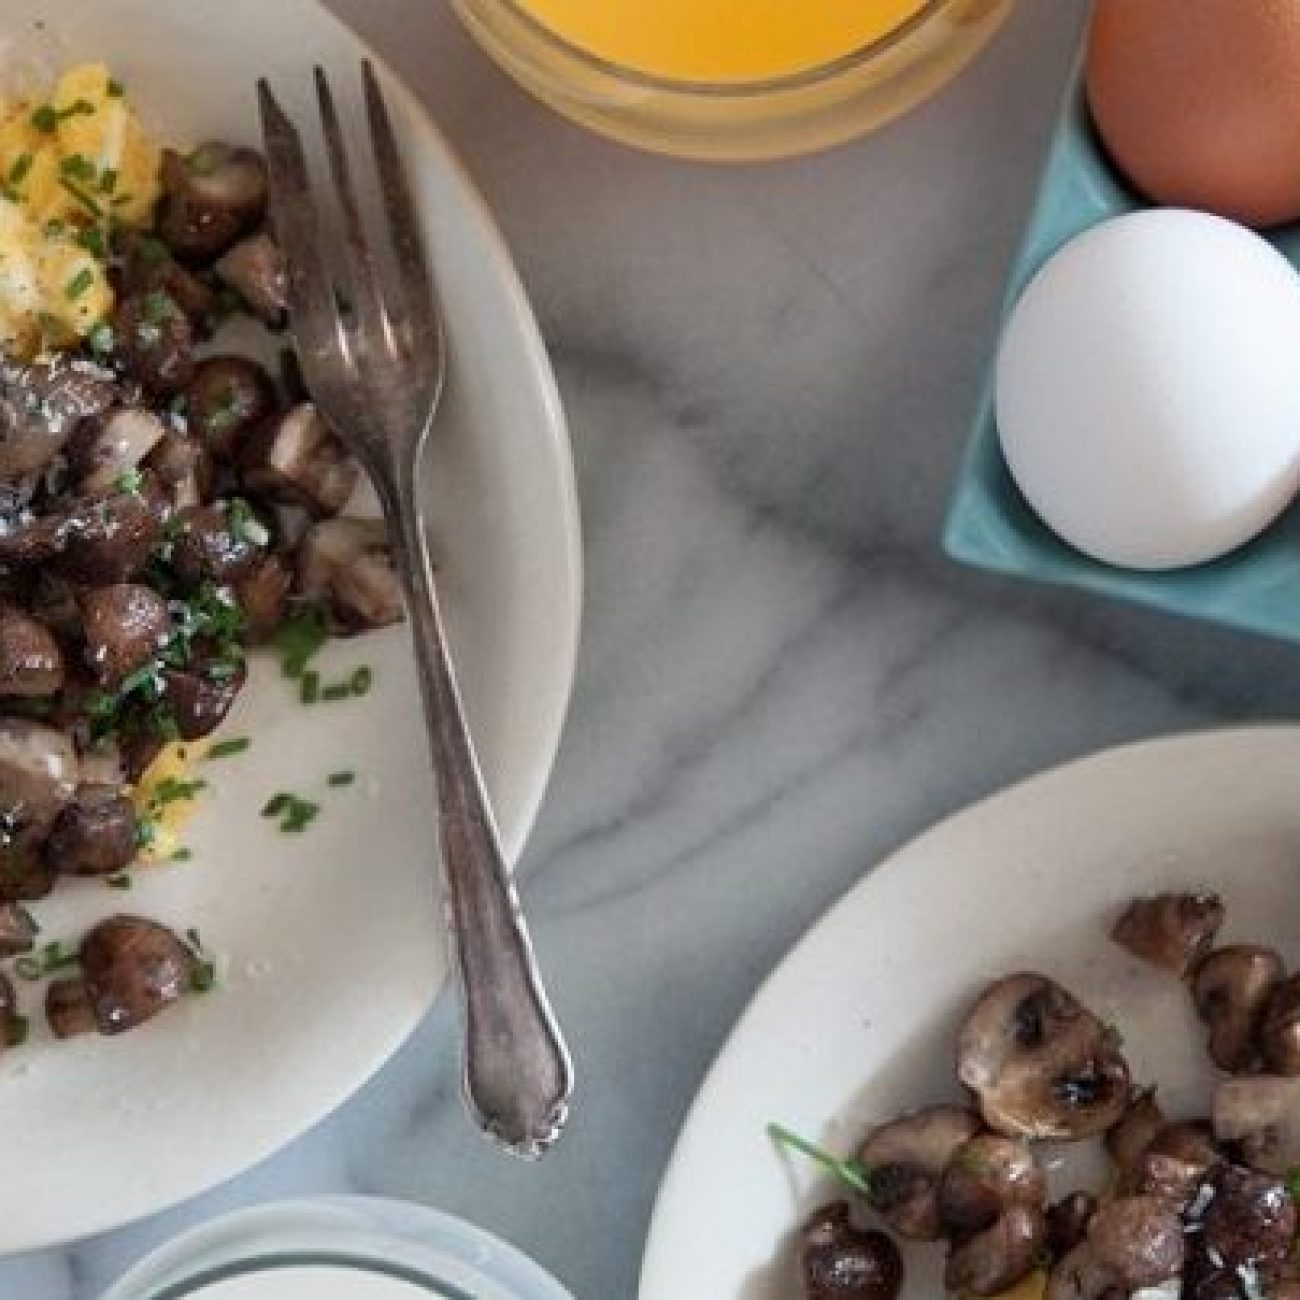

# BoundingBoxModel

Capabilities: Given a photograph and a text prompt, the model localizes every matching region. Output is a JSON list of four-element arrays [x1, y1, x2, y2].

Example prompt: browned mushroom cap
[[214, 229, 287, 325], [1181, 1246, 1260, 1300], [113, 288, 196, 394], [80, 584, 170, 686], [1044, 1243, 1122, 1300], [44, 784, 138, 877], [67, 407, 167, 494], [937, 1135, 1045, 1235], [856, 1104, 982, 1240], [186, 355, 277, 462], [77, 915, 197, 1035], [0, 603, 63, 697], [945, 1204, 1045, 1297], [162, 657, 246, 741], [46, 974, 96, 1038], [1193, 945, 1283, 1074], [1131, 1120, 1223, 1206], [158, 144, 268, 260], [233, 553, 292, 642], [296, 517, 405, 632], [52, 477, 167, 583], [0, 356, 116, 479], [0, 719, 77, 901], [799, 1202, 904, 1300], [0, 902, 36, 957], [1104, 1089, 1165, 1181], [1045, 1191, 1097, 1263], [240, 403, 358, 517], [956, 973, 1131, 1141], [1212, 1075, 1300, 1175], [1086, 1195, 1184, 1288], [115, 229, 215, 322], [1111, 892, 1224, 977], [169, 502, 265, 586], [1259, 973, 1300, 1076], [1202, 1164, 1296, 1274]]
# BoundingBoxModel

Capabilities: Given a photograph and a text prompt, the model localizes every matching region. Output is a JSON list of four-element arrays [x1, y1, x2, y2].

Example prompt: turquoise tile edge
[[943, 66, 1300, 643]]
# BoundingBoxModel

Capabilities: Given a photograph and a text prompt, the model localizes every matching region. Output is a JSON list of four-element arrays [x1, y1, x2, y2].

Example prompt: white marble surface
[[9, 1, 1300, 1296]]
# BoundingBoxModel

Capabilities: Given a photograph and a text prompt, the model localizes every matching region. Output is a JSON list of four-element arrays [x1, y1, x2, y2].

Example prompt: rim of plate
[[0, 0, 580, 1255], [637, 723, 1300, 1298]]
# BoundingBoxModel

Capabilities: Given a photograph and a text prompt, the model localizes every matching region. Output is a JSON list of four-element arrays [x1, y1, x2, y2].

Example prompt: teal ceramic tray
[[944, 71, 1300, 642]]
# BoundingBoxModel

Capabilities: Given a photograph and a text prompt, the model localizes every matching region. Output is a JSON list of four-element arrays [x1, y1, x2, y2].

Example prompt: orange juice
[[514, 0, 933, 82]]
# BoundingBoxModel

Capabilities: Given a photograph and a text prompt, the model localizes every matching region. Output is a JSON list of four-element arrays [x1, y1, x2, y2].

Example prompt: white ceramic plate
[[0, 0, 581, 1254], [639, 727, 1300, 1300]]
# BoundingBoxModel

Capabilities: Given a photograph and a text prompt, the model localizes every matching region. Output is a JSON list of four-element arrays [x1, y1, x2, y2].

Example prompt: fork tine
[[257, 79, 343, 372], [361, 60, 441, 355], [314, 65, 391, 354]]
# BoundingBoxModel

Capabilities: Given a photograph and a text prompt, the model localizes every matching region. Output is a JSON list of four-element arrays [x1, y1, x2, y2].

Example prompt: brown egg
[[1085, 0, 1300, 228]]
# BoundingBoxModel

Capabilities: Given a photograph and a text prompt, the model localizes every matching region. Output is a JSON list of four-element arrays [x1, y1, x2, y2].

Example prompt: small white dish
[[0, 0, 581, 1254], [99, 1196, 575, 1300], [638, 726, 1300, 1299]]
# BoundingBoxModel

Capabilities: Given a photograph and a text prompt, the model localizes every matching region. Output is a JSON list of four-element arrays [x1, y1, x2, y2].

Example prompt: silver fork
[[257, 63, 573, 1157]]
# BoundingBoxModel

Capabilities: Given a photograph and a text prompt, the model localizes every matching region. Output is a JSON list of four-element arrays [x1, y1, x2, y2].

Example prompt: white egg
[[994, 209, 1300, 570]]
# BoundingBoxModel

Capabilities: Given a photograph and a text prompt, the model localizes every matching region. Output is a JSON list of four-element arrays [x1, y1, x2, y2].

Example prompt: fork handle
[[385, 465, 574, 1157]]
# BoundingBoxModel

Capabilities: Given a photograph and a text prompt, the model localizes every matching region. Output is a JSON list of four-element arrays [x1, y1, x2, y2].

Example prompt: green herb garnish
[[64, 266, 95, 301], [58, 175, 102, 218], [171, 847, 193, 862], [321, 682, 350, 702], [261, 791, 320, 833], [75, 224, 107, 259], [299, 670, 320, 704], [190, 959, 217, 993], [107, 78, 124, 98], [206, 737, 250, 760], [327, 771, 355, 787], [105, 873, 132, 890], [14, 940, 80, 982], [767, 1123, 873, 1197], [30, 98, 95, 132], [273, 604, 328, 679], [350, 665, 373, 696], [6, 1014, 29, 1047]]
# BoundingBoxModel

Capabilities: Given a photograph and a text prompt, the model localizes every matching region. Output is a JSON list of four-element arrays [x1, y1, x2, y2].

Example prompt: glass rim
[[484, 0, 955, 96], [141, 1252, 474, 1300]]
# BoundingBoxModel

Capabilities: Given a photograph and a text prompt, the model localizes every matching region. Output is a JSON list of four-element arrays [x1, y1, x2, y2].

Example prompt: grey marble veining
[[5, 1, 1300, 1297]]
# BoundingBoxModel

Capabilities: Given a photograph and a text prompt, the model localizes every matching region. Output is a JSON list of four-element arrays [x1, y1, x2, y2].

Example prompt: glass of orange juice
[[451, 0, 1016, 160]]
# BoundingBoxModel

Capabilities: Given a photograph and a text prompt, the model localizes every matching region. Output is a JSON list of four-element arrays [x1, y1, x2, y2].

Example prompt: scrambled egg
[[131, 741, 206, 863], [0, 63, 160, 355]]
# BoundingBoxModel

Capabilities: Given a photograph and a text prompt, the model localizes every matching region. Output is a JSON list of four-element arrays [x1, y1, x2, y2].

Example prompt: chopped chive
[[59, 153, 96, 182], [206, 737, 250, 760], [170, 847, 193, 862], [7, 153, 32, 188], [76, 224, 107, 259], [86, 320, 114, 355], [327, 771, 355, 787], [134, 818, 157, 849], [350, 665, 373, 696], [107, 78, 124, 97], [280, 798, 319, 832], [105, 872, 132, 889], [261, 793, 292, 818], [190, 959, 216, 993], [6, 1014, 28, 1047], [29, 101, 92, 132], [43, 217, 65, 237], [98, 166, 118, 195], [58, 175, 103, 217], [64, 266, 95, 300], [143, 289, 175, 324], [767, 1123, 874, 1197], [273, 605, 329, 679], [12, 956, 39, 981], [299, 670, 320, 704], [149, 776, 206, 808], [321, 682, 350, 702]]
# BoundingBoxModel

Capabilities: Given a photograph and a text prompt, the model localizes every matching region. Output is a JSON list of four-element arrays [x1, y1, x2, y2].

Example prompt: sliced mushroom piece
[[240, 402, 358, 517], [937, 1135, 1046, 1235], [46, 974, 95, 1039], [52, 477, 166, 583], [169, 502, 264, 586], [1202, 1164, 1296, 1274], [957, 973, 1131, 1141], [0, 718, 77, 900], [233, 553, 291, 642], [1045, 1192, 1097, 1263], [1045, 1243, 1122, 1300], [1193, 945, 1283, 1074], [945, 1204, 1045, 1297], [1086, 1195, 1184, 1289], [1105, 1089, 1166, 1182], [67, 407, 167, 494], [0, 901, 35, 956], [162, 658, 246, 741], [214, 229, 287, 325], [296, 516, 405, 632], [1212, 1074, 1300, 1175], [44, 784, 138, 876], [1181, 1247, 1254, 1300], [115, 229, 215, 322], [0, 603, 63, 697], [1259, 973, 1300, 1076], [77, 915, 197, 1035], [0, 356, 116, 479], [186, 355, 276, 462], [1111, 892, 1224, 977], [158, 143, 268, 260], [799, 1202, 904, 1300], [113, 288, 196, 394], [80, 583, 171, 686], [856, 1104, 982, 1240]]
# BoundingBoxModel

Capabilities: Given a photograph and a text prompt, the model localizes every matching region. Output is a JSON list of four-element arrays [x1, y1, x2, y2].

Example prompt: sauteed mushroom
[[114, 288, 196, 394], [1200, 1163, 1295, 1275], [1045, 1191, 1097, 1262], [1193, 945, 1283, 1073], [0, 603, 63, 697], [240, 402, 357, 516], [0, 357, 115, 479], [1213, 1074, 1300, 1175], [800, 1203, 903, 1300], [945, 1204, 1045, 1297], [51, 477, 166, 584], [186, 355, 276, 461], [68, 407, 167, 494], [296, 516, 404, 631], [1111, 892, 1224, 977], [80, 583, 170, 686], [1259, 973, 1300, 1075], [957, 973, 1131, 1140], [44, 785, 138, 877], [937, 1134, 1045, 1234], [158, 143, 268, 260], [168, 502, 265, 585], [214, 229, 287, 325]]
